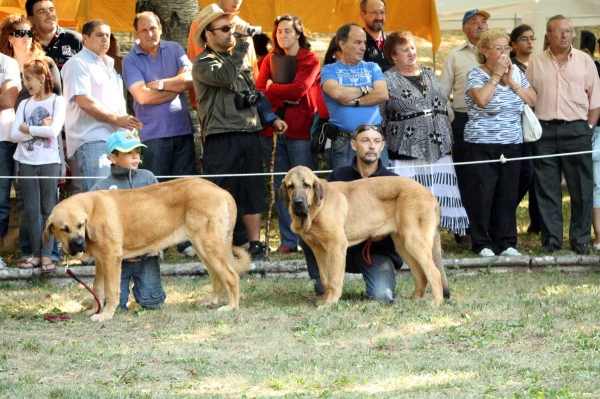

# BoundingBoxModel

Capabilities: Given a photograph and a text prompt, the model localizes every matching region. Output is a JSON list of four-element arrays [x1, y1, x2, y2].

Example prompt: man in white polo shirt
[[61, 19, 143, 194]]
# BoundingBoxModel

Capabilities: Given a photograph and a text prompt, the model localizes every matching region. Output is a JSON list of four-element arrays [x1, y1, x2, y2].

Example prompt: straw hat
[[193, 4, 236, 48]]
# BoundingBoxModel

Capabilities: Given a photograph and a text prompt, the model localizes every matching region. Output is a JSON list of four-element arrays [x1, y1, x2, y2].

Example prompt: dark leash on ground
[[44, 258, 102, 322], [265, 134, 278, 261]]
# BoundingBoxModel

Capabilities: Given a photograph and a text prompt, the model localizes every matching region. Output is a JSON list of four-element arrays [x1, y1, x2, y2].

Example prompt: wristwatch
[[354, 98, 360, 107], [590, 124, 595, 131], [157, 80, 164, 91]]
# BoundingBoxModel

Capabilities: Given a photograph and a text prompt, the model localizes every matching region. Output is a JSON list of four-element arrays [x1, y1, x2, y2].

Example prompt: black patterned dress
[[381, 66, 469, 235]]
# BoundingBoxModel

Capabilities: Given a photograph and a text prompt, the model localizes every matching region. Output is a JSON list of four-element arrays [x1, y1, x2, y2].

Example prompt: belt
[[540, 119, 583, 125], [336, 130, 352, 138], [388, 109, 447, 122]]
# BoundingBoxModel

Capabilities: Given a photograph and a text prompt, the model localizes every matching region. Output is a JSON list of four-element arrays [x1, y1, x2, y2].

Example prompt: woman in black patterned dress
[[380, 30, 468, 236]]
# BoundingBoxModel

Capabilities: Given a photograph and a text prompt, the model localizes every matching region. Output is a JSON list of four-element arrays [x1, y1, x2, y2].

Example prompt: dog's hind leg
[[196, 256, 225, 307], [90, 257, 122, 322], [195, 244, 240, 311], [391, 234, 428, 300], [398, 232, 444, 304]]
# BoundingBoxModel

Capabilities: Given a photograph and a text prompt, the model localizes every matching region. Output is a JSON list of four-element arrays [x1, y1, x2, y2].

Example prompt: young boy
[[90, 130, 166, 310]]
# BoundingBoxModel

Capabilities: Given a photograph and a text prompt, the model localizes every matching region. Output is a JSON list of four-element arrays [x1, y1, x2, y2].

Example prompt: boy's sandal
[[19, 259, 38, 269], [42, 261, 57, 273]]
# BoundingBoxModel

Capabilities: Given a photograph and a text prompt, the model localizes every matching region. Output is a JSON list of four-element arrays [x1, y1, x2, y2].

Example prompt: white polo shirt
[[0, 54, 21, 142], [61, 47, 126, 157]]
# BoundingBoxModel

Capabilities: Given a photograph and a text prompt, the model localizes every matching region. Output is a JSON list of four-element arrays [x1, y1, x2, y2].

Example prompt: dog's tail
[[433, 229, 450, 299], [230, 246, 252, 275]]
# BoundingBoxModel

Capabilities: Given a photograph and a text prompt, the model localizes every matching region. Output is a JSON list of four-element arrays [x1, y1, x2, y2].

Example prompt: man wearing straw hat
[[191, 5, 287, 261]]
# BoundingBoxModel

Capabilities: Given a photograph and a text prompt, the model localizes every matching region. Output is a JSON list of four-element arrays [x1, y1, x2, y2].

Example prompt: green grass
[[0, 271, 599, 398]]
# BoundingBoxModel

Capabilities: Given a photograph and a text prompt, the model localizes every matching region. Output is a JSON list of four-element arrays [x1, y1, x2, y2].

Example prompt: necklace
[[398, 66, 426, 96], [418, 68, 426, 96]]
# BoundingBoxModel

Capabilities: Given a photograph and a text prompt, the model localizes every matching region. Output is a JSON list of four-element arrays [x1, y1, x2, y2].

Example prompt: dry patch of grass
[[1, 271, 599, 398]]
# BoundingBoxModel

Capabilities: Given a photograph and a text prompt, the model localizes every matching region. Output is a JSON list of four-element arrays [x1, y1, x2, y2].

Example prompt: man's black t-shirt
[[42, 26, 83, 71]]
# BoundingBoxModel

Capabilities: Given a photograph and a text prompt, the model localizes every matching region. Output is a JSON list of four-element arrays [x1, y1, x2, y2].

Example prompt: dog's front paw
[[90, 311, 114, 322], [216, 304, 237, 312]]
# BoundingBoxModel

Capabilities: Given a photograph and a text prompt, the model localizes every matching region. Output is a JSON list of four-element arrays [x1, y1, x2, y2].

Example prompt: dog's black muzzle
[[68, 237, 86, 255], [292, 196, 309, 217]]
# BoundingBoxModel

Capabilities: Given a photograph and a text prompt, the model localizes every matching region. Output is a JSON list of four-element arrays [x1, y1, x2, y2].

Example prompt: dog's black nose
[[294, 198, 304, 205]]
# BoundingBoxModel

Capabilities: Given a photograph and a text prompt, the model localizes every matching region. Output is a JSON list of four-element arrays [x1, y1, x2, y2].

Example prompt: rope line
[[5, 149, 600, 180]]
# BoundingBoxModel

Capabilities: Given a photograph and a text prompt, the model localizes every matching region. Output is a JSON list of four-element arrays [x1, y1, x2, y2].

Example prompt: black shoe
[[248, 242, 267, 261], [571, 243, 590, 255], [540, 244, 557, 254]]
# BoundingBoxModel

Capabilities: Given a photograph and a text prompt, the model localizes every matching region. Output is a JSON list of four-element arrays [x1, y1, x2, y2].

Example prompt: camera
[[232, 25, 262, 38], [234, 90, 261, 109]]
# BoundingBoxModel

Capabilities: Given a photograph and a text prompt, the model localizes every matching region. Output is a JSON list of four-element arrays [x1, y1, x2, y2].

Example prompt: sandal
[[19, 259, 39, 269], [42, 261, 57, 273]]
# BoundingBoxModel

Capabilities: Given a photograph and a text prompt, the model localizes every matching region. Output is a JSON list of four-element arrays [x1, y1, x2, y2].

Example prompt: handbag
[[310, 114, 327, 154], [512, 68, 542, 142]]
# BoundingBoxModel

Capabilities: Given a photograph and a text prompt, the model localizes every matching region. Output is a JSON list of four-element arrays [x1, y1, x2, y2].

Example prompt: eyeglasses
[[487, 46, 512, 52], [366, 11, 386, 17], [207, 24, 233, 33], [548, 29, 572, 35], [10, 29, 34, 38], [354, 123, 383, 136], [517, 36, 536, 42]]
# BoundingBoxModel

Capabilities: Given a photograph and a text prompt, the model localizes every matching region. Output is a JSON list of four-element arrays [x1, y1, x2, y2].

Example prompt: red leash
[[65, 262, 102, 315], [361, 239, 374, 266]]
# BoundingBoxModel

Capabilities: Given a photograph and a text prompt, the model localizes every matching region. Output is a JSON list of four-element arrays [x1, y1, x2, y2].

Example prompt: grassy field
[[1, 270, 599, 398]]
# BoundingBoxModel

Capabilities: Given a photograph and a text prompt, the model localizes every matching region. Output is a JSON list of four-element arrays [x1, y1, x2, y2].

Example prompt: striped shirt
[[464, 67, 531, 144]]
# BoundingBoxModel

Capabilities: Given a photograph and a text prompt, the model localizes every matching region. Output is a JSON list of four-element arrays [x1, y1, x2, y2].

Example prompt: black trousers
[[451, 111, 471, 230], [517, 143, 540, 232], [530, 120, 593, 248], [463, 142, 522, 254]]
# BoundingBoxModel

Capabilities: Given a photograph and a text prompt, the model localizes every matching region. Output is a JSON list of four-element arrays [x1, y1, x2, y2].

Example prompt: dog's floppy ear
[[313, 178, 324, 207], [42, 218, 53, 244], [278, 179, 290, 207], [85, 218, 98, 242]]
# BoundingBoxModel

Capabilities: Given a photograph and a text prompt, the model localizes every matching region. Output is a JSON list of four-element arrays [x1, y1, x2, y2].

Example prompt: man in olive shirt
[[526, 15, 600, 255]]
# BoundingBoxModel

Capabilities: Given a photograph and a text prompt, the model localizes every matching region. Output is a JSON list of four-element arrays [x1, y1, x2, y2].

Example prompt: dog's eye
[[77, 222, 84, 229], [288, 184, 294, 190], [303, 183, 311, 189], [62, 226, 70, 233]]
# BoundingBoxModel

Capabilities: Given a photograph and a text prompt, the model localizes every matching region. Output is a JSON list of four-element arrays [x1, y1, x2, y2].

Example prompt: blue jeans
[[328, 136, 390, 170], [261, 135, 317, 248], [0, 142, 16, 237], [119, 257, 165, 310], [14, 172, 61, 261], [66, 141, 111, 195], [300, 239, 397, 303], [141, 134, 197, 182], [18, 163, 59, 258]]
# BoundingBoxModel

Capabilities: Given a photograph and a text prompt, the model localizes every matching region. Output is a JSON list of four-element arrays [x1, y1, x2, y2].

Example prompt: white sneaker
[[479, 248, 495, 257], [500, 247, 521, 256], [0, 257, 6, 269], [182, 246, 197, 258], [593, 243, 600, 251]]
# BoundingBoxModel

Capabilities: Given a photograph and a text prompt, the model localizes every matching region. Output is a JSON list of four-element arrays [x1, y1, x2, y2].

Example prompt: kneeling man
[[301, 123, 402, 302]]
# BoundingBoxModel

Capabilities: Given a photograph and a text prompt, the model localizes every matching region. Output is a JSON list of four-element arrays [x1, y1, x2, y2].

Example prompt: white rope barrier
[[3, 149, 600, 180]]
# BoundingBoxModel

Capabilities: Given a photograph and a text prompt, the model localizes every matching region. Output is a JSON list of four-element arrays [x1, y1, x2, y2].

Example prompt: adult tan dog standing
[[43, 177, 251, 322], [279, 166, 449, 306]]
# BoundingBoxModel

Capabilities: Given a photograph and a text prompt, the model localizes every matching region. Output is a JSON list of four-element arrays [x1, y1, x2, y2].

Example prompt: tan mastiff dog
[[279, 166, 449, 306], [43, 177, 251, 322]]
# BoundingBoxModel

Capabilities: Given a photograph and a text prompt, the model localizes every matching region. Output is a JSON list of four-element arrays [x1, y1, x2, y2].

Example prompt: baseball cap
[[106, 130, 147, 155], [462, 9, 491, 26]]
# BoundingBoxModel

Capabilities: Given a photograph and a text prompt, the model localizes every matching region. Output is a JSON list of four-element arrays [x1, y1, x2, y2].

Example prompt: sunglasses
[[354, 123, 383, 135], [11, 29, 34, 38], [207, 24, 233, 33]]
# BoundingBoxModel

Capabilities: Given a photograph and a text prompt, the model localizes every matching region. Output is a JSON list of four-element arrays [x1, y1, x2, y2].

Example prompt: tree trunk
[[135, 0, 200, 50]]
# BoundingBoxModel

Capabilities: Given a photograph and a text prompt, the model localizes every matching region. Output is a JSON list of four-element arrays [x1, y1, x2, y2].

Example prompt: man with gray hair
[[440, 9, 490, 245], [526, 15, 600, 255]]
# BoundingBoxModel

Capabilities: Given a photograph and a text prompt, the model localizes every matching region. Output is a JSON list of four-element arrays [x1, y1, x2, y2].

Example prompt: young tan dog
[[279, 166, 449, 306], [43, 177, 251, 322]]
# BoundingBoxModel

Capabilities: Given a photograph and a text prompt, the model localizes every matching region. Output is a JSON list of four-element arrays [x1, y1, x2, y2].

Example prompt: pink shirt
[[526, 46, 600, 122]]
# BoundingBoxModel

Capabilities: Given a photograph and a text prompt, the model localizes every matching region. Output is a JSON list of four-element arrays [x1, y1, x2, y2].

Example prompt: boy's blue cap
[[106, 130, 147, 154], [462, 9, 490, 26]]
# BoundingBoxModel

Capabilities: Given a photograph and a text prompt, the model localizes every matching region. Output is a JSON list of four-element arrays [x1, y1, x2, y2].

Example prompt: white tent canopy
[[436, 0, 600, 53]]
